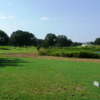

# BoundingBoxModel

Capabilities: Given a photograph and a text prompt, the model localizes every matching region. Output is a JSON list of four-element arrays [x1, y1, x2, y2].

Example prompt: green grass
[[39, 46, 100, 58], [0, 57, 100, 100], [0, 46, 37, 54], [44, 45, 100, 53]]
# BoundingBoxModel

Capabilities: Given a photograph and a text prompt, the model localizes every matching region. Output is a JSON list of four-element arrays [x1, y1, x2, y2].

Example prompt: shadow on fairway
[[0, 58, 27, 67], [0, 48, 11, 50]]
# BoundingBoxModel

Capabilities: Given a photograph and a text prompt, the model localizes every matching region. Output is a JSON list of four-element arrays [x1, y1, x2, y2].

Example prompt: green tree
[[0, 30, 9, 45], [44, 33, 57, 47], [10, 30, 37, 46], [72, 42, 82, 46], [36, 39, 44, 50], [94, 38, 100, 45], [56, 35, 72, 47]]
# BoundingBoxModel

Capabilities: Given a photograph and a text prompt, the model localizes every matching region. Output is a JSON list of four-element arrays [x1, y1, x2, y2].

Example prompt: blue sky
[[0, 0, 100, 42]]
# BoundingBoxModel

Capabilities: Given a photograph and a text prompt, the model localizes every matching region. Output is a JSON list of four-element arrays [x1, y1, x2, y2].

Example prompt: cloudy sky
[[0, 0, 100, 42]]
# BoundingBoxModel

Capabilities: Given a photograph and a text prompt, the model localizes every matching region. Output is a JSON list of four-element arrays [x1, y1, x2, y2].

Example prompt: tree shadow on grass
[[0, 48, 11, 50], [0, 58, 27, 67]]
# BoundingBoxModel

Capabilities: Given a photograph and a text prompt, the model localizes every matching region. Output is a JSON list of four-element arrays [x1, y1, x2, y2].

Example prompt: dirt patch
[[38, 56, 100, 63], [6, 53, 100, 63]]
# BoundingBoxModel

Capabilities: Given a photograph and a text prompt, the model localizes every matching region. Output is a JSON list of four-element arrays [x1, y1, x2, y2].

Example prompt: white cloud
[[40, 16, 49, 21], [0, 16, 15, 20], [8, 16, 15, 19]]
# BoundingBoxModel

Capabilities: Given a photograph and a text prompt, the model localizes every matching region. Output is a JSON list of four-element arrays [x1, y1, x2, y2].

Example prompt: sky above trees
[[0, 0, 100, 42]]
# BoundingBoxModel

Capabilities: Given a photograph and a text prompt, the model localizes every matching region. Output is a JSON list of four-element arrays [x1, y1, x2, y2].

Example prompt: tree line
[[0, 29, 100, 47]]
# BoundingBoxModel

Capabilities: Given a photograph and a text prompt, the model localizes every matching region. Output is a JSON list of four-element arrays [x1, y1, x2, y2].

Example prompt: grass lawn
[[0, 57, 100, 100]]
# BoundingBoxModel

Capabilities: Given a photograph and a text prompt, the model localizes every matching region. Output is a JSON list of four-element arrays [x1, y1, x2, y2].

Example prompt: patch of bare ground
[[6, 53, 100, 63], [32, 87, 68, 94]]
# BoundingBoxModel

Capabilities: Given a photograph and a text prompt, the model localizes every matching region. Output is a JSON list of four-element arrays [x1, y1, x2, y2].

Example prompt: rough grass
[[39, 46, 100, 58], [0, 46, 37, 54], [0, 57, 100, 100]]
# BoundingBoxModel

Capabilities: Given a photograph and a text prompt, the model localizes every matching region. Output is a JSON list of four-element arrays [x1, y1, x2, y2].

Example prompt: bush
[[38, 48, 100, 59], [78, 52, 100, 58], [38, 48, 48, 55]]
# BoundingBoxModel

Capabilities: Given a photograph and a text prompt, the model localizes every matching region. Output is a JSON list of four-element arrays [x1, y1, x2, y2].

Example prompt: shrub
[[78, 52, 100, 58], [38, 48, 100, 59], [38, 48, 48, 55]]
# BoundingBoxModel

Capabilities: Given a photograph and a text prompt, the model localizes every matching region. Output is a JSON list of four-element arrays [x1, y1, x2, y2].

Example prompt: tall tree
[[44, 33, 57, 47], [56, 35, 72, 47], [10, 30, 37, 46], [0, 30, 9, 45], [94, 38, 100, 45]]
